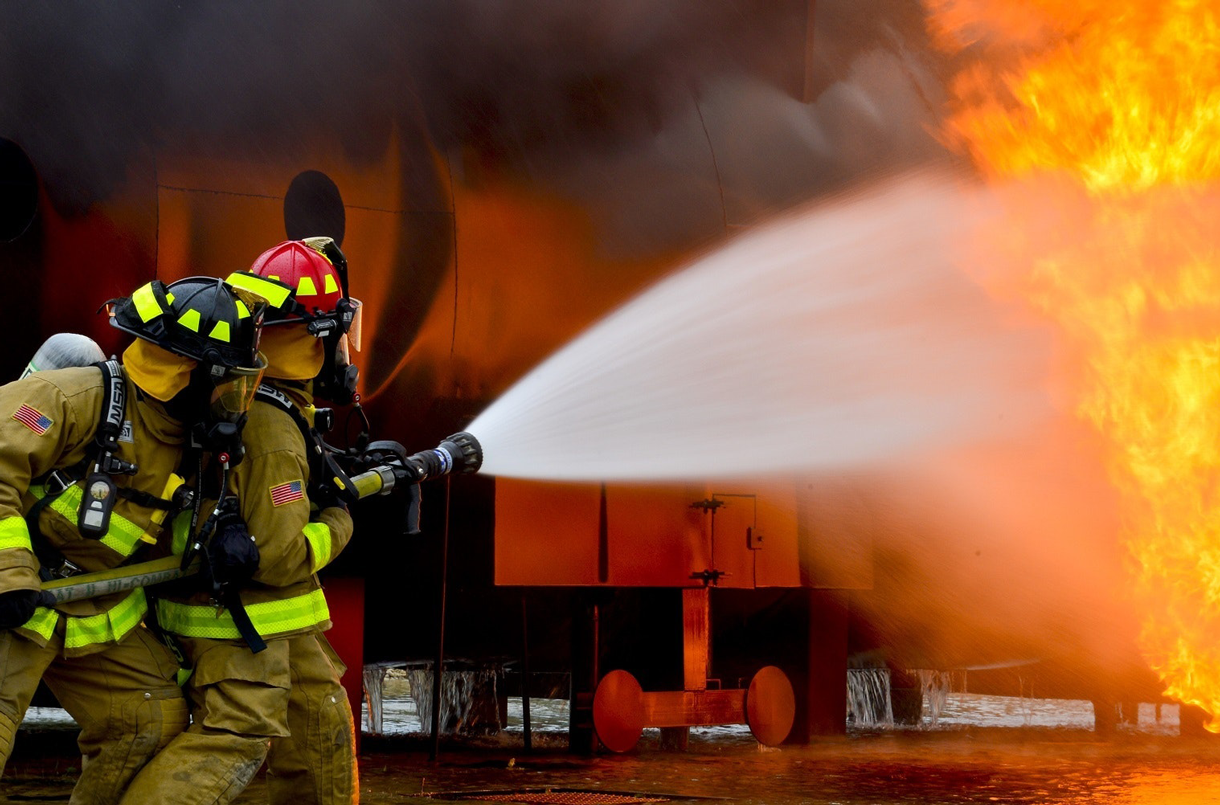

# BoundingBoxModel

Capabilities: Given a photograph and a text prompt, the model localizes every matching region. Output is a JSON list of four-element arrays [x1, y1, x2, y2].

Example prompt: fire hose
[[38, 431, 484, 604]]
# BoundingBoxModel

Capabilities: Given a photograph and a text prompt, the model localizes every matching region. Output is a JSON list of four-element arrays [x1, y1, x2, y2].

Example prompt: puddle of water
[[14, 679, 1206, 805]]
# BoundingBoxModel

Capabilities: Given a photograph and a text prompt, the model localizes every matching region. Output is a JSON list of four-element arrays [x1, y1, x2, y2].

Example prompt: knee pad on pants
[[319, 690, 357, 799], [0, 708, 17, 766]]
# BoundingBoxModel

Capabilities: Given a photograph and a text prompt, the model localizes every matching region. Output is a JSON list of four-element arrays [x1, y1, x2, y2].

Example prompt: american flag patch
[[12, 404, 52, 435], [269, 480, 305, 506]]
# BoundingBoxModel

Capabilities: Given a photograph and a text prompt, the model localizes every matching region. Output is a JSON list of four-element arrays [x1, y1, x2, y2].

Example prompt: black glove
[[310, 480, 349, 514], [201, 509, 260, 592], [0, 589, 42, 630]]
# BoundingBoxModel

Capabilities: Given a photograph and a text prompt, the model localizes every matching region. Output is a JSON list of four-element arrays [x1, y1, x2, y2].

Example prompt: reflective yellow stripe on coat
[[46, 485, 149, 558], [0, 515, 32, 551], [19, 606, 59, 642], [65, 588, 148, 650], [155, 588, 330, 640], [17, 588, 148, 649], [302, 522, 334, 573]]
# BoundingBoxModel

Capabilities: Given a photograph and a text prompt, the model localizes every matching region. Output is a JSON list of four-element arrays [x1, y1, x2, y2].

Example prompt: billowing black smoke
[[0, 0, 949, 215]]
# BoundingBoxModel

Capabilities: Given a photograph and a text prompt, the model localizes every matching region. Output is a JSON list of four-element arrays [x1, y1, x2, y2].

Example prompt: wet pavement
[[7, 718, 1220, 803], [353, 728, 1220, 805]]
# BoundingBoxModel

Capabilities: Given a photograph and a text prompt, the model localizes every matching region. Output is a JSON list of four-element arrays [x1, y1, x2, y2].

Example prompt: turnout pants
[[267, 634, 357, 804], [119, 632, 356, 805], [0, 626, 188, 805]]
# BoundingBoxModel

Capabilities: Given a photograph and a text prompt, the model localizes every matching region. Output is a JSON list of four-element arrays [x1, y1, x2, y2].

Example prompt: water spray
[[467, 171, 1052, 482]]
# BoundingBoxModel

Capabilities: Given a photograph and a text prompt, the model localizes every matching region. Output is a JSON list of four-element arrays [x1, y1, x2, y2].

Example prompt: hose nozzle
[[407, 431, 483, 482]]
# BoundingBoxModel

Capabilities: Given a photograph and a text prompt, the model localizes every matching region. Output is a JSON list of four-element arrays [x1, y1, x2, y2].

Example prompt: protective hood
[[123, 338, 196, 402], [259, 324, 325, 381]]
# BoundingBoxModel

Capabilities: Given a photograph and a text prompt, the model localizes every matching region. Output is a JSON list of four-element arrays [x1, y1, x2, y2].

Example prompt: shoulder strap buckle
[[43, 469, 78, 497]]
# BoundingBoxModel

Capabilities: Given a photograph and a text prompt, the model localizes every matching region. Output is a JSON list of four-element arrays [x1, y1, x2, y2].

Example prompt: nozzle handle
[[405, 484, 422, 536]]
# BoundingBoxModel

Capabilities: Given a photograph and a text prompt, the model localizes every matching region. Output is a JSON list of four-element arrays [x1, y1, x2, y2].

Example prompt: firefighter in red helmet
[[123, 239, 361, 804]]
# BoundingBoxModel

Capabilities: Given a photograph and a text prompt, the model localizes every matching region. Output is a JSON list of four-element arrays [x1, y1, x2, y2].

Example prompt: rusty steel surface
[[494, 481, 808, 588], [639, 690, 748, 730], [682, 589, 710, 690]]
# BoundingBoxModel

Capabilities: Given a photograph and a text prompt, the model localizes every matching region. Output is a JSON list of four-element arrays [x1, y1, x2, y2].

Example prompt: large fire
[[928, 1, 1220, 726]]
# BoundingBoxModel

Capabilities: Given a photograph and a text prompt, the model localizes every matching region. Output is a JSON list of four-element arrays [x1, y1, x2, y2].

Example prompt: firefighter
[[0, 277, 267, 804], [122, 239, 361, 805]]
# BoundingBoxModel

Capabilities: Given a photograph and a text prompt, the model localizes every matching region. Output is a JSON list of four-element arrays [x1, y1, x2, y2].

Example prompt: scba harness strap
[[253, 384, 359, 505], [26, 361, 180, 580], [78, 359, 136, 538]]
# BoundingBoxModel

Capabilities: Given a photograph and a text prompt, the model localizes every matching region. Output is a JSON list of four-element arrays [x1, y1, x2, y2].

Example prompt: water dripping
[[407, 665, 503, 735], [916, 670, 955, 726], [847, 667, 894, 728]]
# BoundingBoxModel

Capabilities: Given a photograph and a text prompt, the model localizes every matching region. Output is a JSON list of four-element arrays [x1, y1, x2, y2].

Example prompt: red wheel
[[592, 669, 645, 753], [745, 665, 795, 746]]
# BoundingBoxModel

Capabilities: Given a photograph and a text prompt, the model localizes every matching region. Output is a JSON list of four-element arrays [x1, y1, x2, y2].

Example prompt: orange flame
[[930, 0, 1220, 726]]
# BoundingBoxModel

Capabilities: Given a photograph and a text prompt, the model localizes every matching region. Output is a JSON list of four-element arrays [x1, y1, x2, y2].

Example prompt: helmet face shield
[[334, 334, 351, 368], [206, 356, 266, 423], [344, 298, 363, 352]]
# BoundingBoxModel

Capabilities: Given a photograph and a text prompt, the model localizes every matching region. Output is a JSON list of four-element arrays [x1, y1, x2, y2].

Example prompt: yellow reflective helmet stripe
[[155, 588, 330, 639], [303, 522, 334, 573], [131, 283, 165, 323], [64, 588, 147, 650], [0, 516, 32, 551], [177, 309, 201, 332], [209, 320, 231, 343], [226, 272, 292, 309], [297, 276, 318, 297], [236, 300, 251, 319], [323, 272, 339, 295], [46, 485, 150, 558]]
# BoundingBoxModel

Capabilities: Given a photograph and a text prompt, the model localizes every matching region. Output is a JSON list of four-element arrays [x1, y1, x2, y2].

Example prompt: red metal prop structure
[[0, 0, 1172, 749]]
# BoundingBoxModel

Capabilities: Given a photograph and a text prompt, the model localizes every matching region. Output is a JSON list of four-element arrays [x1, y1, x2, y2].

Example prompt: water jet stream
[[469, 169, 1052, 482]]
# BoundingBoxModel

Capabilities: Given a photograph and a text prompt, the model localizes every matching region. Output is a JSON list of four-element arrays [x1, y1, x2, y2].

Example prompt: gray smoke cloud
[[0, 0, 949, 214]]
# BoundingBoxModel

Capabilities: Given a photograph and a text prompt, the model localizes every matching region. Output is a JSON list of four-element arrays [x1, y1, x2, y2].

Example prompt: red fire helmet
[[247, 239, 344, 319]]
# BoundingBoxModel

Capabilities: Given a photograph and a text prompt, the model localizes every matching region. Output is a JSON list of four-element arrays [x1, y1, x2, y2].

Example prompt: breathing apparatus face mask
[[208, 360, 265, 422], [314, 298, 363, 405], [190, 354, 267, 466]]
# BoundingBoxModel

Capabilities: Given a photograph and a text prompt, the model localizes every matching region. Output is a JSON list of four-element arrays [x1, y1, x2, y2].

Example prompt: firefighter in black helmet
[[109, 276, 268, 463], [0, 276, 266, 804]]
